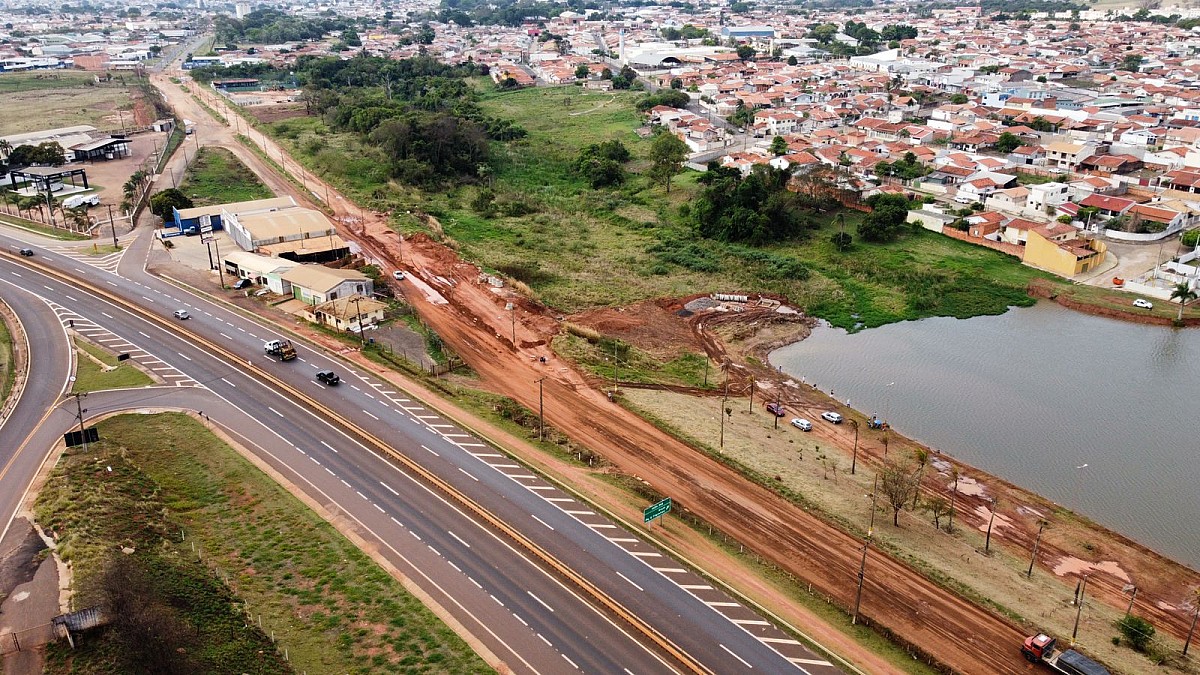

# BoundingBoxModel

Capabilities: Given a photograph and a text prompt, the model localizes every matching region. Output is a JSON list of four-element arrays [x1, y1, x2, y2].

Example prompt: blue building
[[170, 196, 298, 235]]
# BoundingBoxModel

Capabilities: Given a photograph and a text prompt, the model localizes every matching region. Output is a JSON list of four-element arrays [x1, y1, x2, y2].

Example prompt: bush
[[1180, 228, 1200, 247], [1116, 615, 1155, 652]]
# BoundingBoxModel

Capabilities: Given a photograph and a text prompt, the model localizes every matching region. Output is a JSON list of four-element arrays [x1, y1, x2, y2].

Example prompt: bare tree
[[911, 447, 929, 509], [879, 456, 921, 526]]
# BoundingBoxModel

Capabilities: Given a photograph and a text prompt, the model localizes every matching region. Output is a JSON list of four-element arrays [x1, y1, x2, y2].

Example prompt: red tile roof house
[[1078, 193, 1137, 218]]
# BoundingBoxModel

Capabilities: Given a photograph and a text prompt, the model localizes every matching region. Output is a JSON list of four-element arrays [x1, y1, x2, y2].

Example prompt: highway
[[0, 228, 843, 673]]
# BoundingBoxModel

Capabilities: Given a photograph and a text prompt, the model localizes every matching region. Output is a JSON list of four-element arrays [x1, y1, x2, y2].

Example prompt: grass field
[[71, 338, 153, 393], [0, 72, 133, 135], [180, 147, 273, 206], [37, 413, 490, 674], [261, 80, 1056, 330]]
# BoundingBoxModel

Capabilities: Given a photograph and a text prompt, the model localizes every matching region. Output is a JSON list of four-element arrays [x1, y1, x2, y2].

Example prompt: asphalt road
[[0, 228, 842, 672]]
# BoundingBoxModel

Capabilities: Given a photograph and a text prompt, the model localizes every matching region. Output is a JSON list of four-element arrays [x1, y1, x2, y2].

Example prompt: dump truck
[[1022, 633, 1109, 675], [264, 339, 297, 361]]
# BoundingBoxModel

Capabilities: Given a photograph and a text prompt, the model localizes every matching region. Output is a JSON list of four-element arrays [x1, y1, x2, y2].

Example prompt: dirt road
[[151, 76, 1040, 673]]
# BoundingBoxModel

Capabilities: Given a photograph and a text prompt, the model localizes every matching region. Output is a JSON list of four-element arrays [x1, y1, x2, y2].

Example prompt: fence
[[0, 622, 57, 655]]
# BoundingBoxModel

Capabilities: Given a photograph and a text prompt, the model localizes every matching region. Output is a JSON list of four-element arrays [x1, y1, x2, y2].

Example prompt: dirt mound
[[569, 298, 701, 357]]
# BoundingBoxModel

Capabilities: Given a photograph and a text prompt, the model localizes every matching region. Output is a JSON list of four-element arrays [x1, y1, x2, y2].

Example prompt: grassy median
[[36, 413, 491, 674], [71, 338, 153, 393]]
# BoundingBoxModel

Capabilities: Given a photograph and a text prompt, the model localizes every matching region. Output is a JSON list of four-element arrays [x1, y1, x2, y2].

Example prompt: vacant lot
[[180, 146, 273, 206], [266, 81, 1053, 328], [37, 413, 490, 674], [0, 72, 134, 135]]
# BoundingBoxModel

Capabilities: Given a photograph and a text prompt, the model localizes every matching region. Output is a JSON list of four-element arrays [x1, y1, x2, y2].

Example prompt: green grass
[[552, 332, 715, 389], [1015, 172, 1056, 185], [256, 80, 1058, 330], [0, 70, 99, 93], [0, 311, 13, 404], [36, 413, 491, 675], [180, 147, 273, 206], [71, 339, 153, 393], [0, 213, 91, 240]]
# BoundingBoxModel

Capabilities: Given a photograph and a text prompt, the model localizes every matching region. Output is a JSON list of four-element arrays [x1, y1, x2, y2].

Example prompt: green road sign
[[643, 497, 672, 524]]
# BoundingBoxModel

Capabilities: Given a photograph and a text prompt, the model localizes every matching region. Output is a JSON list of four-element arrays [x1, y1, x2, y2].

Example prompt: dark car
[[232, 278, 252, 290], [766, 402, 786, 417], [316, 370, 340, 386], [18, 248, 33, 257]]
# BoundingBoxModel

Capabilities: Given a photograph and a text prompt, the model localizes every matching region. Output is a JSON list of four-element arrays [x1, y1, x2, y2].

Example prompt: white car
[[791, 418, 812, 432], [173, 310, 190, 320], [393, 270, 406, 280], [1133, 298, 1153, 309], [821, 411, 843, 424]]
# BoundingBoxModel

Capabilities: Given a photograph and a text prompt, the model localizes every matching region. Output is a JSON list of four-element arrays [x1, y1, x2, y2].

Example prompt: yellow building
[[1022, 222, 1107, 277]]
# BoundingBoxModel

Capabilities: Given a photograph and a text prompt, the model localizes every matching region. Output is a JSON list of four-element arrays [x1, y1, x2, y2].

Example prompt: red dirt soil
[[172, 83, 1200, 673]]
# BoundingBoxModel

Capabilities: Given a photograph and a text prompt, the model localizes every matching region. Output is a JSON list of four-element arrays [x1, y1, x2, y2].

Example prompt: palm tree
[[1170, 281, 1198, 321]]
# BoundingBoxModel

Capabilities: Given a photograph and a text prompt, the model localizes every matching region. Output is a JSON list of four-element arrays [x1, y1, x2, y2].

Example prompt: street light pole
[[1072, 574, 1089, 643], [985, 497, 998, 554], [1027, 520, 1046, 578]]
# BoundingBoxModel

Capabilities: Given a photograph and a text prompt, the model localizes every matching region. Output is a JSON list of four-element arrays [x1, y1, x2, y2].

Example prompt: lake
[[770, 301, 1200, 569]]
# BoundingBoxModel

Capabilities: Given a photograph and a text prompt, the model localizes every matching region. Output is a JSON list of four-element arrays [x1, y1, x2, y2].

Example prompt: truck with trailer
[[1021, 633, 1109, 675], [263, 339, 297, 361]]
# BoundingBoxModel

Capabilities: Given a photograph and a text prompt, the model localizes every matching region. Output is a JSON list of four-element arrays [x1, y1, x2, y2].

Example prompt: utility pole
[[72, 392, 88, 453], [1124, 585, 1138, 618], [612, 342, 619, 392], [1072, 574, 1089, 643], [1027, 520, 1046, 578], [985, 497, 999, 554], [850, 419, 860, 474], [536, 377, 546, 441], [853, 476, 878, 625], [747, 379, 753, 413], [353, 296, 365, 346], [1185, 605, 1198, 656], [106, 204, 119, 249], [212, 235, 227, 289]]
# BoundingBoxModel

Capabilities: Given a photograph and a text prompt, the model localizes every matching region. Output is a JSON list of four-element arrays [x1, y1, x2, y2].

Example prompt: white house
[[1025, 182, 1072, 215], [279, 265, 374, 306]]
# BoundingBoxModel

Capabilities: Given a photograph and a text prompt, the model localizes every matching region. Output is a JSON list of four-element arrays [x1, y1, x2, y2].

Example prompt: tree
[[786, 55, 797, 66], [769, 135, 788, 156], [879, 456, 922, 526], [950, 93, 969, 104], [994, 131, 1021, 154], [736, 44, 756, 60], [859, 193, 913, 242], [648, 132, 688, 193], [1120, 53, 1144, 72], [574, 63, 590, 80], [576, 140, 630, 188], [1170, 281, 1197, 321], [670, 77, 683, 89], [1117, 615, 1155, 652], [149, 188, 194, 219], [830, 231, 852, 251], [1181, 228, 1200, 247], [340, 28, 361, 47]]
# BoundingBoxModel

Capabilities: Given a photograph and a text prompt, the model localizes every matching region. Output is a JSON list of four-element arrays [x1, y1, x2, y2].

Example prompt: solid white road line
[[421, 444, 439, 456], [527, 591, 554, 613], [720, 644, 752, 669], [531, 515, 554, 531], [448, 530, 470, 548], [616, 572, 643, 592], [458, 467, 478, 481], [380, 481, 399, 496]]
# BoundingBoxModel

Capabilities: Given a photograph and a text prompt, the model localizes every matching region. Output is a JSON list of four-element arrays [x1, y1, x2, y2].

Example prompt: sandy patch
[[1051, 556, 1132, 583]]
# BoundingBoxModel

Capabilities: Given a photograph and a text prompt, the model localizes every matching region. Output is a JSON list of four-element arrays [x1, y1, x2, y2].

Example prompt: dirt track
[[152, 79, 1084, 674]]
